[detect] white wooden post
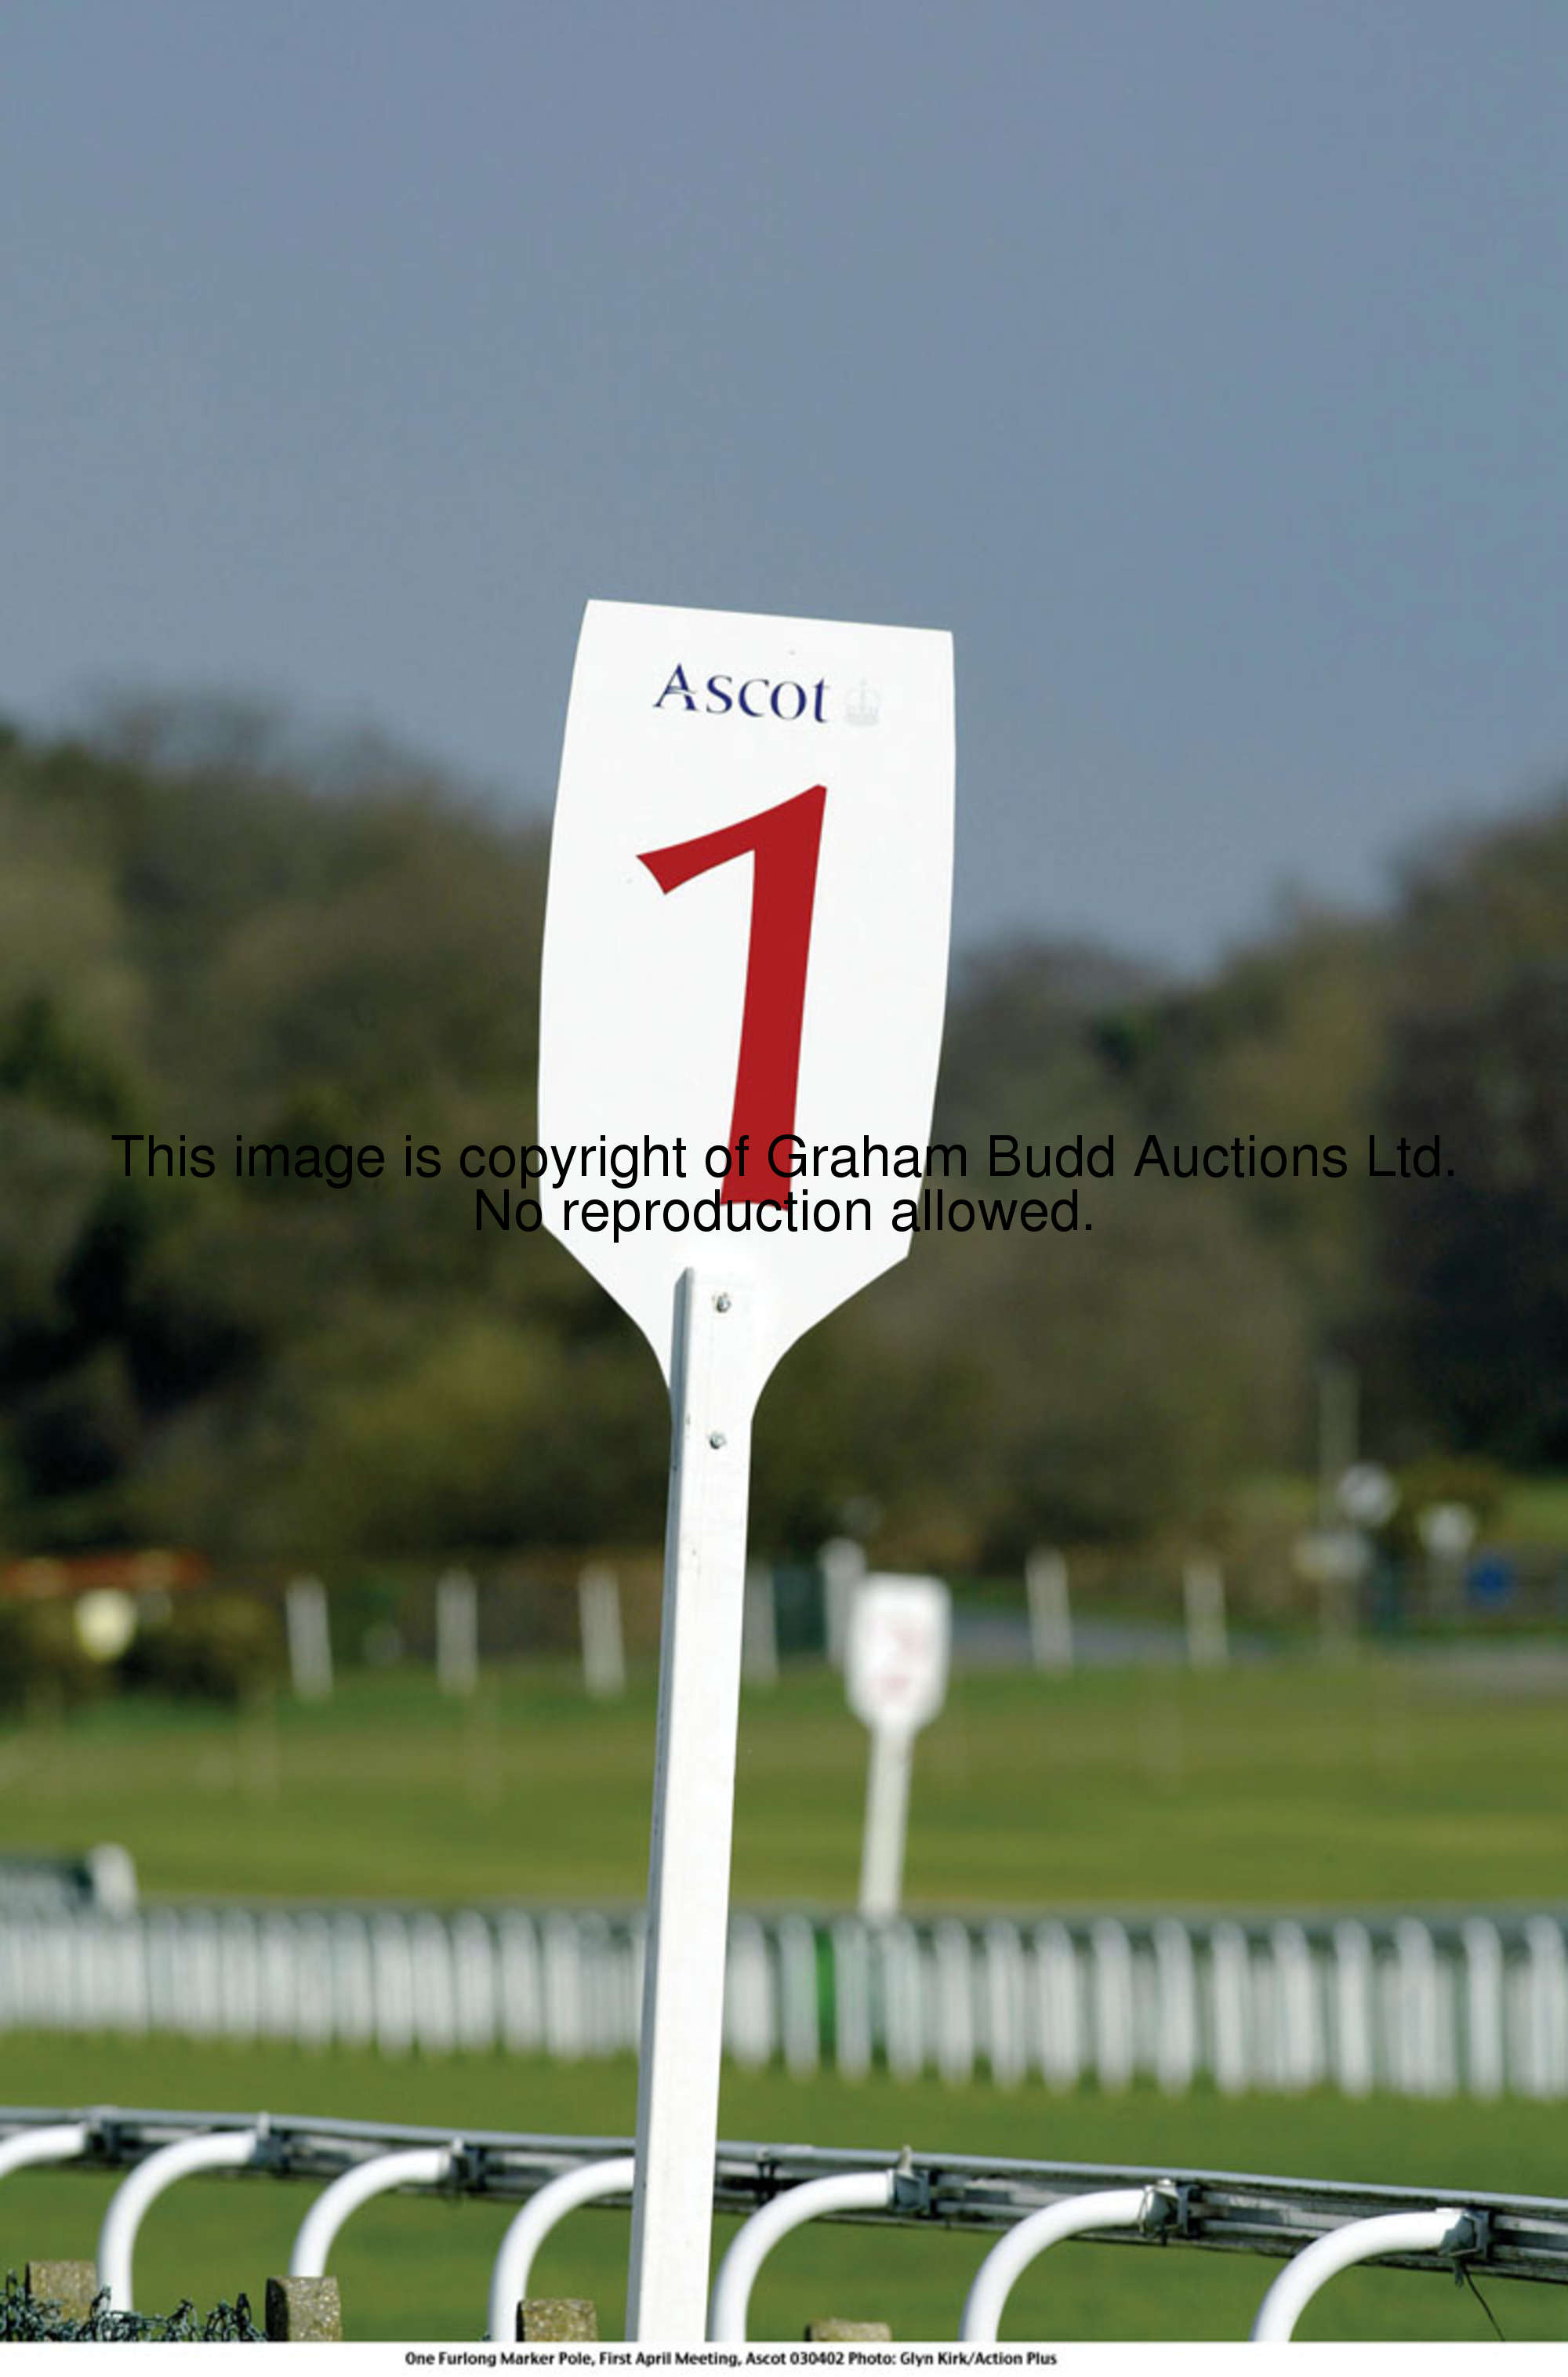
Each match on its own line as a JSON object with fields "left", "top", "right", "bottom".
{"left": 741, "top": 1559, "right": 779, "bottom": 1686}
{"left": 578, "top": 1562, "right": 627, "bottom": 1698}
{"left": 1417, "top": 1502, "right": 1477, "bottom": 1623}
{"left": 1025, "top": 1548, "right": 1073, "bottom": 1673}
{"left": 284, "top": 1577, "right": 332, "bottom": 1700}
{"left": 435, "top": 1569, "right": 479, "bottom": 1696}
{"left": 1291, "top": 1528, "right": 1367, "bottom": 1656}
{"left": 625, "top": 1271, "right": 754, "bottom": 2340}
{"left": 858, "top": 1726, "right": 915, "bottom": 1920}
{"left": 819, "top": 1537, "right": 866, "bottom": 1668}
{"left": 1182, "top": 1555, "right": 1229, "bottom": 1668}
{"left": 1316, "top": 1356, "right": 1360, "bottom": 1520}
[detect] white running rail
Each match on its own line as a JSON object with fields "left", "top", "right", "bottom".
{"left": 960, "top": 2186, "right": 1171, "bottom": 2341}
{"left": 710, "top": 2169, "right": 896, "bottom": 2341}
{"left": 487, "top": 2155, "right": 637, "bottom": 2343}
{"left": 1251, "top": 2206, "right": 1475, "bottom": 2341}
{"left": 0, "top": 2121, "right": 91, "bottom": 2181}
{"left": 96, "top": 2127, "right": 267, "bottom": 2311}
{"left": 290, "top": 2143, "right": 461, "bottom": 2277}
{"left": 0, "top": 2109, "right": 1561, "bottom": 2337}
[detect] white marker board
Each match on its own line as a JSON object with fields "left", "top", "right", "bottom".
{"left": 846, "top": 1574, "right": 951, "bottom": 1736}
{"left": 846, "top": 1574, "right": 951, "bottom": 1921}
{"left": 537, "top": 599, "right": 954, "bottom": 2338}
{"left": 539, "top": 598, "right": 954, "bottom": 1405}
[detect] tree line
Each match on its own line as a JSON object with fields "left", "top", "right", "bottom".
{"left": 2, "top": 703, "right": 1563, "bottom": 1571}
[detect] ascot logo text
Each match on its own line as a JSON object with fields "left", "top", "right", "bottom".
{"left": 654, "top": 663, "right": 829, "bottom": 722}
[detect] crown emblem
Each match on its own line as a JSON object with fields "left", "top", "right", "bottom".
{"left": 844, "top": 678, "right": 881, "bottom": 727}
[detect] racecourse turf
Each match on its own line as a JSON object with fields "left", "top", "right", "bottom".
{"left": 2, "top": 1657, "right": 1567, "bottom": 2340}
{"left": 1, "top": 2034, "right": 1565, "bottom": 2342}
{"left": 0, "top": 1654, "right": 1565, "bottom": 1907}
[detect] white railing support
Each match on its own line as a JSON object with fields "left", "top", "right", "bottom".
{"left": 96, "top": 2128, "right": 265, "bottom": 2310}
{"left": 960, "top": 2186, "right": 1169, "bottom": 2342}
{"left": 0, "top": 2121, "right": 92, "bottom": 2179}
{"left": 487, "top": 2156, "right": 636, "bottom": 2343}
{"left": 709, "top": 2168, "right": 896, "bottom": 2343}
{"left": 290, "top": 2144, "right": 459, "bottom": 2276}
{"left": 1250, "top": 2206, "right": 1474, "bottom": 2341}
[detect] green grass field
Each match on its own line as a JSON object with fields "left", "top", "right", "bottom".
{"left": 2, "top": 1656, "right": 1566, "bottom": 1907}
{"left": 2, "top": 2034, "right": 1565, "bottom": 2343}
{"left": 3, "top": 1657, "right": 1567, "bottom": 2340}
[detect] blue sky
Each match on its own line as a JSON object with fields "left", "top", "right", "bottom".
{"left": 3, "top": 2, "right": 1563, "bottom": 967}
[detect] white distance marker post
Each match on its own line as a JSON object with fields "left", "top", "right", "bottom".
{"left": 846, "top": 1575, "right": 951, "bottom": 1920}
{"left": 539, "top": 599, "right": 953, "bottom": 2341}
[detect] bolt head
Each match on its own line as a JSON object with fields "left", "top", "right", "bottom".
{"left": 714, "top": 1293, "right": 731, "bottom": 1312}
{"left": 709, "top": 1431, "right": 727, "bottom": 1450}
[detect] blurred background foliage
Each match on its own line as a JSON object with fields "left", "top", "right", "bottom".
{"left": 2, "top": 704, "right": 1565, "bottom": 1573}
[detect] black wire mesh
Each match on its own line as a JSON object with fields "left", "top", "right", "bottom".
{"left": 0, "top": 2270, "right": 265, "bottom": 2342}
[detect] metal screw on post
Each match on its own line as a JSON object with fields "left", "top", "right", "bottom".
{"left": 710, "top": 1432, "right": 727, "bottom": 1449}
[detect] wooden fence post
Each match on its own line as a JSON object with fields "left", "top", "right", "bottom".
{"left": 25, "top": 2262, "right": 98, "bottom": 2321}
{"left": 266, "top": 2275, "right": 343, "bottom": 2340}
{"left": 517, "top": 2297, "right": 599, "bottom": 2339}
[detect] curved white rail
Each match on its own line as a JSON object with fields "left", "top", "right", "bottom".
{"left": 290, "top": 2145, "right": 458, "bottom": 2277}
{"left": 1250, "top": 2206, "right": 1474, "bottom": 2341}
{"left": 960, "top": 2186, "right": 1161, "bottom": 2342}
{"left": 0, "top": 2122, "right": 91, "bottom": 2181}
{"left": 487, "top": 2155, "right": 637, "bottom": 2343}
{"left": 96, "top": 2128, "right": 264, "bottom": 2311}
{"left": 709, "top": 2168, "right": 896, "bottom": 2343}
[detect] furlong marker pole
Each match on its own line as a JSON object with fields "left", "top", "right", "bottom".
{"left": 626, "top": 1268, "right": 754, "bottom": 2340}
{"left": 540, "top": 598, "right": 954, "bottom": 2337}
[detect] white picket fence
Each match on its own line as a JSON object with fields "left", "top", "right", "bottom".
{"left": 2, "top": 1900, "right": 1566, "bottom": 2101}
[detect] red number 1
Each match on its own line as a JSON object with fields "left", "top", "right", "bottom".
{"left": 639, "top": 784, "right": 826, "bottom": 1204}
